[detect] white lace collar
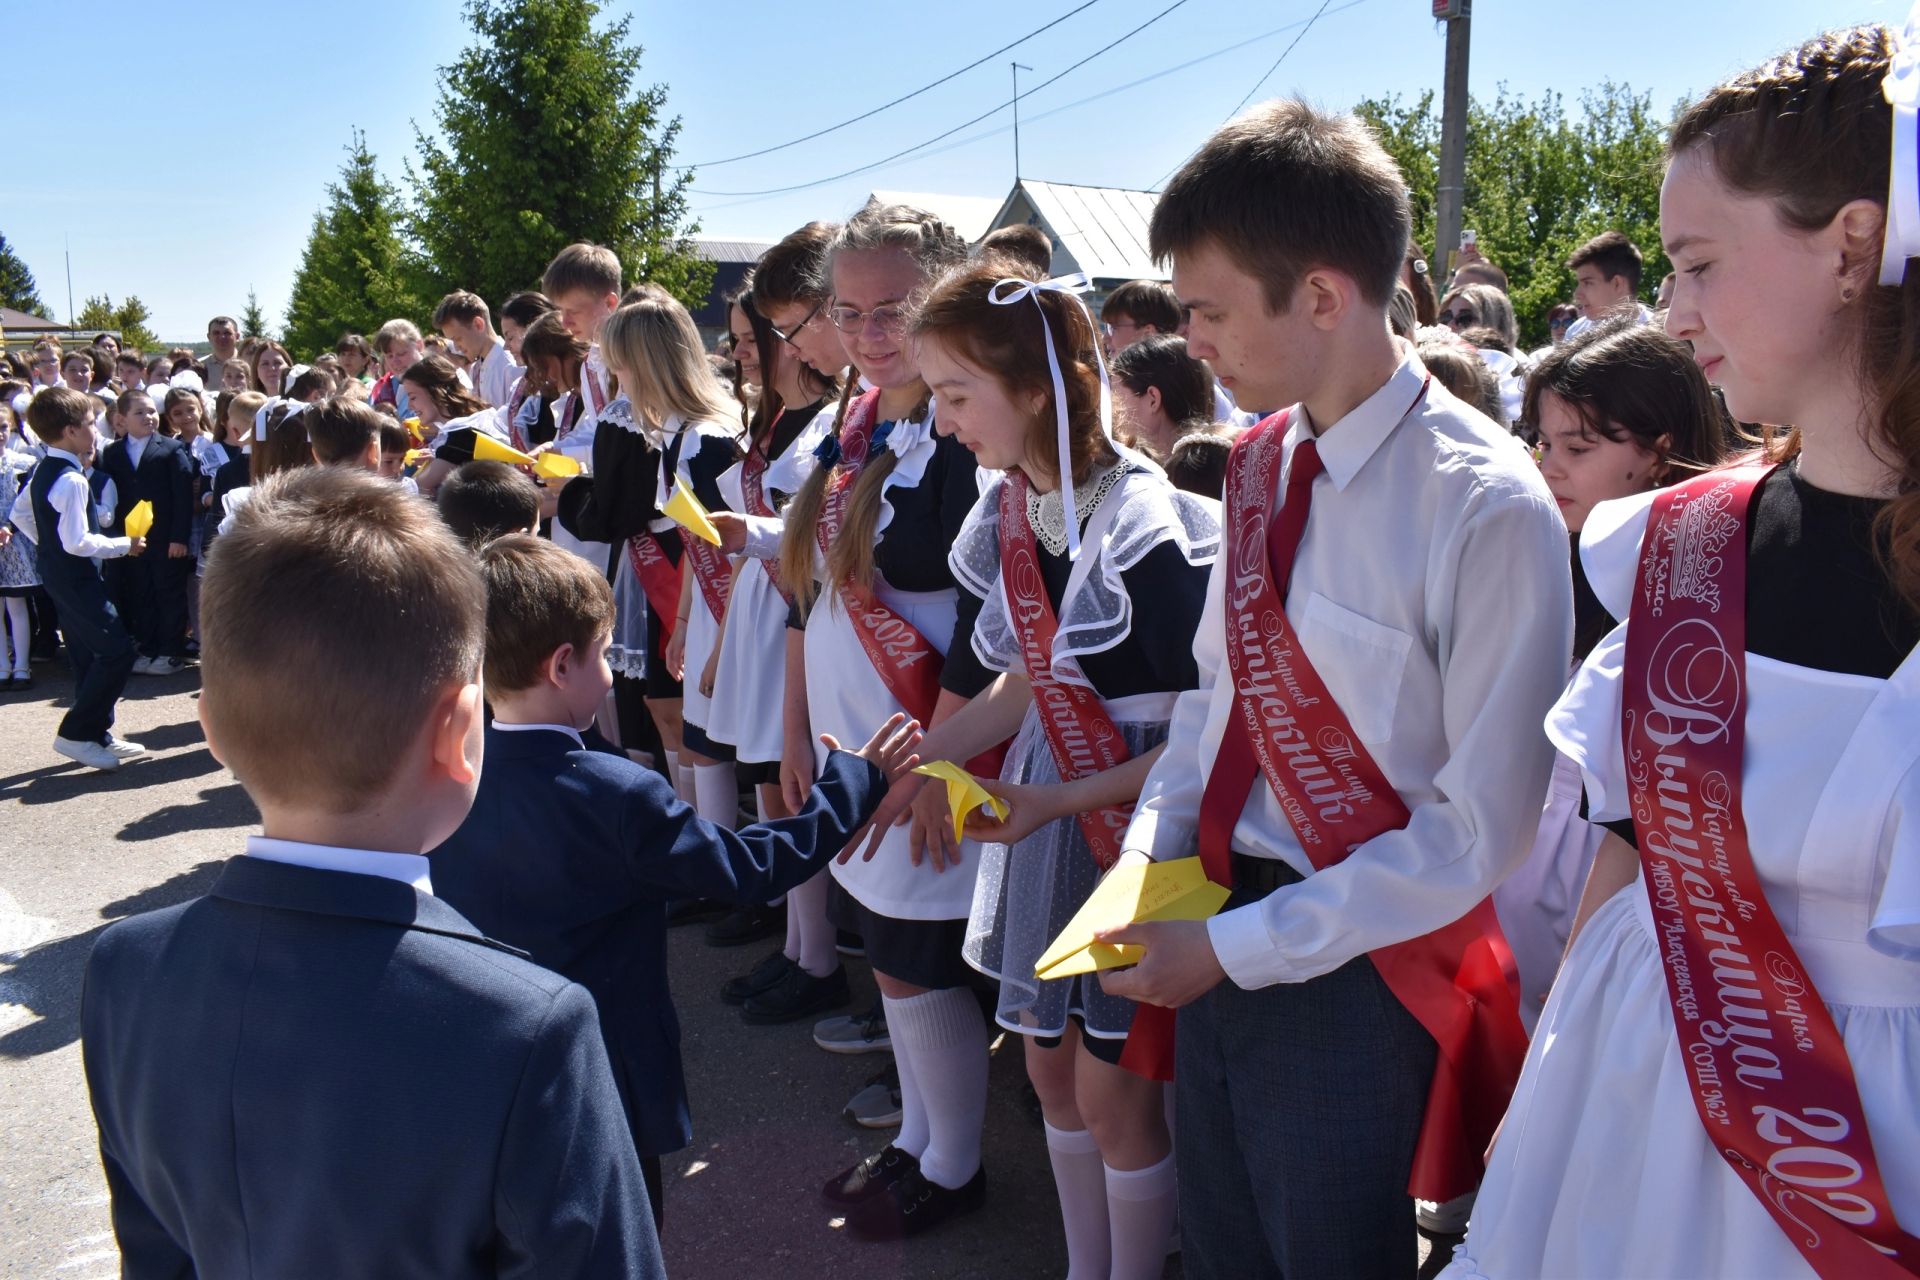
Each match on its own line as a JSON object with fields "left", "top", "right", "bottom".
{"left": 1025, "top": 459, "right": 1131, "bottom": 557}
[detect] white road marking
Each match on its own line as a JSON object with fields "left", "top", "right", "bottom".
{"left": 0, "top": 886, "right": 59, "bottom": 1033}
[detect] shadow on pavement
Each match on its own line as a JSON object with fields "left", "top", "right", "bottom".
{"left": 0, "top": 747, "right": 225, "bottom": 806}
{"left": 0, "top": 860, "right": 226, "bottom": 1060}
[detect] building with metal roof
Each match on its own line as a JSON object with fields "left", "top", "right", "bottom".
{"left": 984, "top": 180, "right": 1165, "bottom": 290}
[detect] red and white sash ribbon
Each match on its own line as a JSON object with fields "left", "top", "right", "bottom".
{"left": 999, "top": 472, "right": 1133, "bottom": 869}
{"left": 625, "top": 531, "right": 682, "bottom": 647}
{"left": 1625, "top": 464, "right": 1920, "bottom": 1276}
{"left": 742, "top": 441, "right": 794, "bottom": 606}
{"left": 683, "top": 525, "right": 731, "bottom": 627}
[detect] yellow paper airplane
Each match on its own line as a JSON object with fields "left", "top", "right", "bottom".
{"left": 534, "top": 451, "right": 584, "bottom": 480}
{"left": 472, "top": 434, "right": 536, "bottom": 466}
{"left": 912, "top": 760, "right": 1009, "bottom": 844}
{"left": 663, "top": 476, "right": 722, "bottom": 546}
{"left": 123, "top": 500, "right": 154, "bottom": 539}
{"left": 1033, "top": 857, "right": 1230, "bottom": 979}
{"left": 403, "top": 448, "right": 433, "bottom": 469}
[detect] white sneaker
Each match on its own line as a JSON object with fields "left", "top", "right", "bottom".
{"left": 53, "top": 736, "right": 121, "bottom": 771}
{"left": 104, "top": 736, "right": 147, "bottom": 759}
{"left": 130, "top": 655, "right": 164, "bottom": 676}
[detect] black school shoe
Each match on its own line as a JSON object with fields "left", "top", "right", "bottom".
{"left": 704, "top": 902, "right": 784, "bottom": 947}
{"left": 721, "top": 951, "right": 796, "bottom": 1005}
{"left": 843, "top": 1163, "right": 986, "bottom": 1240}
{"left": 822, "top": 1143, "right": 918, "bottom": 1206}
{"left": 741, "top": 963, "right": 850, "bottom": 1025}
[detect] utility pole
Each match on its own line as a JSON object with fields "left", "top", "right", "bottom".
{"left": 64, "top": 237, "right": 74, "bottom": 325}
{"left": 1433, "top": 0, "right": 1471, "bottom": 288}
{"left": 1012, "top": 62, "right": 1033, "bottom": 180}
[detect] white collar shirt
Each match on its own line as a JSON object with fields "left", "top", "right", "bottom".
{"left": 477, "top": 338, "right": 524, "bottom": 410}
{"left": 1124, "top": 349, "right": 1573, "bottom": 990}
{"left": 490, "top": 720, "right": 586, "bottom": 748}
{"left": 243, "top": 834, "right": 434, "bottom": 894}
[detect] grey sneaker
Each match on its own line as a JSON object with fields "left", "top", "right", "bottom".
{"left": 844, "top": 1062, "right": 902, "bottom": 1129}
{"left": 814, "top": 1000, "right": 890, "bottom": 1054}
{"left": 103, "top": 736, "right": 147, "bottom": 759}
{"left": 53, "top": 736, "right": 120, "bottom": 771}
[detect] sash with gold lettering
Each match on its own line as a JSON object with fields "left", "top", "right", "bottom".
{"left": 742, "top": 439, "right": 794, "bottom": 607}
{"left": 814, "top": 389, "right": 943, "bottom": 722}
{"left": 1156, "top": 409, "right": 1530, "bottom": 1199}
{"left": 998, "top": 472, "right": 1133, "bottom": 869}
{"left": 625, "top": 531, "right": 683, "bottom": 648}
{"left": 1624, "top": 464, "right": 1920, "bottom": 1277}
{"left": 682, "top": 515, "right": 732, "bottom": 626}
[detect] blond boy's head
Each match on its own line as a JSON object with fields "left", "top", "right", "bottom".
{"left": 200, "top": 468, "right": 485, "bottom": 829}
{"left": 542, "top": 243, "right": 623, "bottom": 343}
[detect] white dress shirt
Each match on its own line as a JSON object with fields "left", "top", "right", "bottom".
{"left": 126, "top": 433, "right": 149, "bottom": 469}
{"left": 243, "top": 834, "right": 434, "bottom": 894}
{"left": 1564, "top": 302, "right": 1653, "bottom": 341}
{"left": 476, "top": 338, "right": 524, "bottom": 409}
{"left": 21, "top": 448, "right": 133, "bottom": 560}
{"left": 490, "top": 719, "right": 586, "bottom": 748}
{"left": 1124, "top": 349, "right": 1572, "bottom": 990}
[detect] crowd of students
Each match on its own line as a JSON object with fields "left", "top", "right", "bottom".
{"left": 12, "top": 16, "right": 1919, "bottom": 1279}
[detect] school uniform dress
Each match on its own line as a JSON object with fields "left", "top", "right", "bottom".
{"left": 952, "top": 460, "right": 1217, "bottom": 1055}
{"left": 641, "top": 414, "right": 744, "bottom": 756}
{"left": 1125, "top": 355, "right": 1572, "bottom": 1278}
{"left": 28, "top": 448, "right": 139, "bottom": 746}
{"left": 556, "top": 395, "right": 656, "bottom": 684}
{"left": 428, "top": 725, "right": 887, "bottom": 1212}
{"left": 0, "top": 461, "right": 41, "bottom": 596}
{"left": 705, "top": 401, "right": 831, "bottom": 781}
{"left": 98, "top": 433, "right": 194, "bottom": 659}
{"left": 803, "top": 411, "right": 993, "bottom": 983}
{"left": 82, "top": 839, "right": 664, "bottom": 1278}
{"left": 1442, "top": 465, "right": 1920, "bottom": 1279}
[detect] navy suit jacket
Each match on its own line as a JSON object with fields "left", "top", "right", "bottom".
{"left": 98, "top": 434, "right": 193, "bottom": 546}
{"left": 429, "top": 729, "right": 886, "bottom": 1158}
{"left": 81, "top": 855, "right": 664, "bottom": 1280}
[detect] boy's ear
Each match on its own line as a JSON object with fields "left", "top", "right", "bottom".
{"left": 431, "top": 681, "right": 485, "bottom": 786}
{"left": 544, "top": 641, "right": 577, "bottom": 689}
{"left": 197, "top": 696, "right": 228, "bottom": 768}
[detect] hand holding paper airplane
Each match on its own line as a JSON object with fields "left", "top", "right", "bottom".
{"left": 1033, "top": 857, "right": 1229, "bottom": 980}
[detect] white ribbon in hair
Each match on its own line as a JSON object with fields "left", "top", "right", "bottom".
{"left": 1882, "top": 5, "right": 1920, "bottom": 285}
{"left": 985, "top": 271, "right": 1113, "bottom": 559}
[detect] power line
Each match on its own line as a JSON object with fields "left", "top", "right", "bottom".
{"left": 1148, "top": 0, "right": 1338, "bottom": 190}
{"left": 688, "top": 0, "right": 1373, "bottom": 215}
{"left": 685, "top": 0, "right": 1104, "bottom": 169}
{"left": 690, "top": 0, "right": 1194, "bottom": 199}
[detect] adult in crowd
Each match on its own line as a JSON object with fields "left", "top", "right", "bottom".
{"left": 1564, "top": 230, "right": 1653, "bottom": 338}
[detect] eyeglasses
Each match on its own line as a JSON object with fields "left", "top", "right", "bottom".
{"left": 1548, "top": 317, "right": 1573, "bottom": 331}
{"left": 769, "top": 299, "right": 823, "bottom": 346}
{"left": 1438, "top": 309, "right": 1477, "bottom": 328}
{"left": 827, "top": 302, "right": 909, "bottom": 336}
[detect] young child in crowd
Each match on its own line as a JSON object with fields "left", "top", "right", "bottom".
{"left": 20, "top": 388, "right": 146, "bottom": 770}
{"left": 304, "top": 397, "right": 385, "bottom": 471}
{"left": 0, "top": 421, "right": 39, "bottom": 690}
{"left": 97, "top": 390, "right": 195, "bottom": 677}
{"left": 81, "top": 467, "right": 667, "bottom": 1275}
{"left": 427, "top": 534, "right": 921, "bottom": 1231}
{"left": 437, "top": 459, "right": 540, "bottom": 546}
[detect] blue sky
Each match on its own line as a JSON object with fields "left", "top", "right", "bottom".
{"left": 2, "top": 0, "right": 1878, "bottom": 342}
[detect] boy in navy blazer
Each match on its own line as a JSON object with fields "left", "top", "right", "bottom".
{"left": 429, "top": 535, "right": 922, "bottom": 1229}
{"left": 80, "top": 468, "right": 666, "bottom": 1278}
{"left": 95, "top": 388, "right": 194, "bottom": 674}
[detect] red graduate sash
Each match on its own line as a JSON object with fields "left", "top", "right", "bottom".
{"left": 1624, "top": 464, "right": 1920, "bottom": 1277}
{"left": 815, "top": 390, "right": 944, "bottom": 723}
{"left": 682, "top": 515, "right": 731, "bottom": 626}
{"left": 742, "top": 438, "right": 794, "bottom": 607}
{"left": 999, "top": 472, "right": 1133, "bottom": 870}
{"left": 1132, "top": 409, "right": 1529, "bottom": 1196}
{"left": 625, "top": 530, "right": 682, "bottom": 648}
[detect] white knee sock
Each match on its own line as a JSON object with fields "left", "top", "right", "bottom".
{"left": 1045, "top": 1123, "right": 1111, "bottom": 1280}
{"left": 1105, "top": 1153, "right": 1179, "bottom": 1280}
{"left": 882, "top": 995, "right": 929, "bottom": 1161}
{"left": 692, "top": 761, "right": 738, "bottom": 829}
{"left": 2, "top": 597, "right": 27, "bottom": 675}
{"left": 885, "top": 987, "right": 986, "bottom": 1189}
{"left": 788, "top": 872, "right": 836, "bottom": 977}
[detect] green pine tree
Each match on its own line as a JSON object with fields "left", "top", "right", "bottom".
{"left": 284, "top": 132, "right": 428, "bottom": 359}
{"left": 0, "top": 233, "right": 48, "bottom": 318}
{"left": 73, "top": 294, "right": 158, "bottom": 353}
{"left": 241, "top": 288, "right": 270, "bottom": 340}
{"left": 407, "top": 0, "right": 711, "bottom": 310}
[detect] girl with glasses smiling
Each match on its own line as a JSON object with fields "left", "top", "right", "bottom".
{"left": 775, "top": 202, "right": 1000, "bottom": 1241}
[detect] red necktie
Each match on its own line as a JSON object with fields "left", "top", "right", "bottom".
{"left": 1195, "top": 435, "right": 1322, "bottom": 888}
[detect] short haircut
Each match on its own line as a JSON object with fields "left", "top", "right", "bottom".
{"left": 437, "top": 460, "right": 541, "bottom": 547}
{"left": 1101, "top": 279, "right": 1183, "bottom": 333}
{"left": 201, "top": 467, "right": 485, "bottom": 811}
{"left": 378, "top": 421, "right": 410, "bottom": 454}
{"left": 433, "top": 289, "right": 491, "bottom": 329}
{"left": 335, "top": 333, "right": 374, "bottom": 360}
{"left": 1567, "top": 230, "right": 1643, "bottom": 291}
{"left": 373, "top": 318, "right": 423, "bottom": 355}
{"left": 207, "top": 315, "right": 239, "bottom": 334}
{"left": 976, "top": 223, "right": 1054, "bottom": 276}
{"left": 475, "top": 534, "right": 614, "bottom": 700}
{"left": 305, "top": 396, "right": 385, "bottom": 465}
{"left": 500, "top": 291, "right": 556, "bottom": 329}
{"left": 227, "top": 390, "right": 268, "bottom": 428}
{"left": 1151, "top": 97, "right": 1410, "bottom": 310}
{"left": 27, "top": 386, "right": 95, "bottom": 440}
{"left": 542, "top": 242, "right": 622, "bottom": 300}
{"left": 1165, "top": 430, "right": 1233, "bottom": 498}
{"left": 1451, "top": 260, "right": 1510, "bottom": 292}
{"left": 114, "top": 352, "right": 143, "bottom": 370}
{"left": 287, "top": 367, "right": 334, "bottom": 401}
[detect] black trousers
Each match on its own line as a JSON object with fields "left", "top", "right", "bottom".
{"left": 46, "top": 571, "right": 135, "bottom": 744}
{"left": 120, "top": 550, "right": 193, "bottom": 657}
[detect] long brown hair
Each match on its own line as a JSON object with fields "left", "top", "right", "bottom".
{"left": 1670, "top": 23, "right": 1920, "bottom": 609}
{"left": 400, "top": 354, "right": 488, "bottom": 420}
{"left": 910, "top": 255, "right": 1114, "bottom": 488}
{"left": 776, "top": 203, "right": 967, "bottom": 608}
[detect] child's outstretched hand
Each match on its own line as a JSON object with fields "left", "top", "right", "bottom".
{"left": 126, "top": 536, "right": 147, "bottom": 557}
{"left": 820, "top": 712, "right": 922, "bottom": 786}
